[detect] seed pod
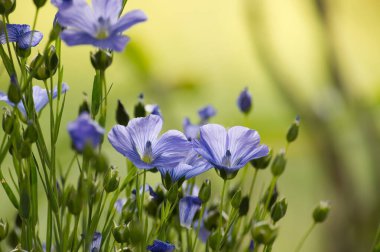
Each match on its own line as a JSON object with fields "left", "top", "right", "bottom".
{"left": 313, "top": 201, "right": 330, "bottom": 223}
{"left": 198, "top": 179, "right": 211, "bottom": 203}
{"left": 251, "top": 221, "right": 278, "bottom": 245}
{"left": 33, "top": 0, "right": 47, "bottom": 8}
{"left": 3, "top": 110, "right": 15, "bottom": 134}
{"left": 271, "top": 150, "right": 286, "bottom": 177}
{"left": 23, "top": 122, "right": 38, "bottom": 143}
{"left": 286, "top": 115, "right": 300, "bottom": 143}
{"left": 239, "top": 196, "right": 250, "bottom": 216}
{"left": 270, "top": 198, "right": 287, "bottom": 222}
{"left": 7, "top": 76, "right": 21, "bottom": 104}
{"left": 103, "top": 168, "right": 120, "bottom": 193}
{"left": 90, "top": 50, "right": 113, "bottom": 71}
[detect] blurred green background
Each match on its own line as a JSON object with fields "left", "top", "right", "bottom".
{"left": 1, "top": 0, "right": 380, "bottom": 251}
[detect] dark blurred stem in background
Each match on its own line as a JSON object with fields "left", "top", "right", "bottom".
{"left": 244, "top": 0, "right": 380, "bottom": 251}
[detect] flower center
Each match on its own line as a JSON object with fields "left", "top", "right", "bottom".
{"left": 96, "top": 17, "right": 110, "bottom": 39}
{"left": 222, "top": 150, "right": 232, "bottom": 167}
{"left": 142, "top": 141, "right": 153, "bottom": 163}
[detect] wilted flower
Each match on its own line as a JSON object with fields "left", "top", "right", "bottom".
{"left": 179, "top": 196, "right": 202, "bottom": 229}
{"left": 0, "top": 83, "right": 69, "bottom": 116}
{"left": 158, "top": 149, "right": 212, "bottom": 182}
{"left": 90, "top": 232, "right": 102, "bottom": 252}
{"left": 55, "top": 0, "right": 147, "bottom": 52}
{"left": 237, "top": 87, "right": 252, "bottom": 114}
{"left": 193, "top": 124, "right": 268, "bottom": 177}
{"left": 67, "top": 112, "right": 105, "bottom": 151}
{"left": 0, "top": 24, "right": 43, "bottom": 49}
{"left": 198, "top": 105, "right": 216, "bottom": 122}
{"left": 108, "top": 115, "right": 191, "bottom": 169}
{"left": 147, "top": 240, "right": 175, "bottom": 252}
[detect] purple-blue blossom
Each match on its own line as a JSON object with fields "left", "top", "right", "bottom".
{"left": 55, "top": 0, "right": 147, "bottom": 52}
{"left": 158, "top": 149, "right": 212, "bottom": 182}
{"left": 179, "top": 196, "right": 202, "bottom": 229}
{"left": 108, "top": 115, "right": 191, "bottom": 170}
{"left": 67, "top": 112, "right": 105, "bottom": 152}
{"left": 198, "top": 105, "right": 216, "bottom": 122}
{"left": 193, "top": 124, "right": 269, "bottom": 174}
{"left": 147, "top": 240, "right": 175, "bottom": 252}
{"left": 183, "top": 117, "right": 200, "bottom": 141}
{"left": 0, "top": 83, "right": 69, "bottom": 116}
{"left": 90, "top": 232, "right": 102, "bottom": 252}
{"left": 0, "top": 24, "right": 43, "bottom": 49}
{"left": 237, "top": 87, "right": 252, "bottom": 114}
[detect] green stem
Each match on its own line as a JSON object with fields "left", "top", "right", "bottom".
{"left": 193, "top": 202, "right": 207, "bottom": 250}
{"left": 248, "top": 169, "right": 259, "bottom": 199}
{"left": 294, "top": 222, "right": 316, "bottom": 252}
{"left": 218, "top": 180, "right": 227, "bottom": 242}
{"left": 262, "top": 176, "right": 277, "bottom": 219}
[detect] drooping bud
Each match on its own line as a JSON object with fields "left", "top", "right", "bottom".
{"left": 23, "top": 122, "right": 38, "bottom": 143}
{"left": 239, "top": 196, "right": 250, "bottom": 216}
{"left": 90, "top": 50, "right": 113, "bottom": 71}
{"left": 251, "top": 221, "right": 278, "bottom": 245}
{"left": 251, "top": 148, "right": 272, "bottom": 169}
{"left": 134, "top": 93, "right": 146, "bottom": 118}
{"left": 271, "top": 150, "right": 286, "bottom": 177}
{"left": 7, "top": 76, "right": 21, "bottom": 104}
{"left": 231, "top": 189, "right": 242, "bottom": 209}
{"left": 270, "top": 198, "right": 287, "bottom": 222}
{"left": 312, "top": 201, "right": 330, "bottom": 223}
{"left": 116, "top": 100, "right": 129, "bottom": 126}
{"left": 0, "top": 219, "right": 9, "bottom": 241}
{"left": 0, "top": 0, "right": 15, "bottom": 15}
{"left": 198, "top": 179, "right": 211, "bottom": 203}
{"left": 286, "top": 115, "right": 300, "bottom": 143}
{"left": 103, "top": 167, "right": 120, "bottom": 193}
{"left": 33, "top": 0, "right": 47, "bottom": 8}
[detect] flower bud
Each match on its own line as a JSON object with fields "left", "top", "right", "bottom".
{"left": 103, "top": 168, "right": 120, "bottom": 193}
{"left": 251, "top": 148, "right": 272, "bottom": 169}
{"left": 90, "top": 50, "right": 113, "bottom": 71}
{"left": 92, "top": 153, "right": 109, "bottom": 173}
{"left": 33, "top": 0, "right": 47, "bottom": 8}
{"left": 239, "top": 196, "right": 250, "bottom": 216}
{"left": 251, "top": 221, "right": 278, "bottom": 245}
{"left": 23, "top": 122, "right": 38, "bottom": 143}
{"left": 286, "top": 115, "right": 300, "bottom": 143}
{"left": 29, "top": 47, "right": 58, "bottom": 80}
{"left": 237, "top": 87, "right": 252, "bottom": 114}
{"left": 271, "top": 150, "right": 286, "bottom": 177}
{"left": 125, "top": 221, "right": 144, "bottom": 245}
{"left": 270, "top": 198, "right": 287, "bottom": 222}
{"left": 116, "top": 100, "right": 129, "bottom": 126}
{"left": 198, "top": 179, "right": 211, "bottom": 203}
{"left": 112, "top": 224, "right": 127, "bottom": 243}
{"left": 45, "top": 45, "right": 59, "bottom": 74}
{"left": 0, "top": 0, "right": 15, "bottom": 15}
{"left": 231, "top": 189, "right": 242, "bottom": 209}
{"left": 15, "top": 46, "right": 31, "bottom": 58}
{"left": 0, "top": 219, "right": 9, "bottom": 241}
{"left": 19, "top": 140, "right": 32, "bottom": 159}
{"left": 78, "top": 99, "right": 90, "bottom": 115}
{"left": 3, "top": 110, "right": 15, "bottom": 134}
{"left": 7, "top": 76, "right": 21, "bottom": 104}
{"left": 67, "top": 186, "right": 82, "bottom": 216}
{"left": 312, "top": 201, "right": 330, "bottom": 223}
{"left": 134, "top": 94, "right": 146, "bottom": 118}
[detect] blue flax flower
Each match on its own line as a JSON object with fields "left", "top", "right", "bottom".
{"left": 0, "top": 83, "right": 69, "bottom": 116}
{"left": 108, "top": 114, "right": 191, "bottom": 169}
{"left": 0, "top": 24, "right": 43, "bottom": 49}
{"left": 237, "top": 87, "right": 252, "bottom": 114}
{"left": 51, "top": 0, "right": 86, "bottom": 9}
{"left": 55, "top": 0, "right": 147, "bottom": 52}
{"left": 158, "top": 149, "right": 212, "bottom": 182}
{"left": 182, "top": 117, "right": 200, "bottom": 141}
{"left": 193, "top": 124, "right": 269, "bottom": 174}
{"left": 198, "top": 105, "right": 216, "bottom": 122}
{"left": 90, "top": 232, "right": 102, "bottom": 252}
{"left": 179, "top": 196, "right": 202, "bottom": 229}
{"left": 147, "top": 240, "right": 175, "bottom": 252}
{"left": 67, "top": 112, "right": 105, "bottom": 152}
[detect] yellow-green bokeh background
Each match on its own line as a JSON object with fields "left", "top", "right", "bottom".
{"left": 1, "top": 0, "right": 380, "bottom": 251}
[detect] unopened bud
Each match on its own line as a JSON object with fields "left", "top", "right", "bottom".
{"left": 0, "top": 0, "right": 15, "bottom": 15}
{"left": 104, "top": 168, "right": 120, "bottom": 193}
{"left": 208, "top": 231, "right": 222, "bottom": 251}
{"left": 116, "top": 100, "right": 129, "bottom": 126}
{"left": 92, "top": 153, "right": 109, "bottom": 173}
{"left": 167, "top": 183, "right": 178, "bottom": 204}
{"left": 0, "top": 219, "right": 8, "bottom": 241}
{"left": 286, "top": 115, "right": 300, "bottom": 143}
{"left": 271, "top": 150, "right": 286, "bottom": 177}
{"left": 231, "top": 189, "right": 242, "bottom": 209}
{"left": 239, "top": 196, "right": 250, "bottom": 216}
{"left": 113, "top": 224, "right": 127, "bottom": 243}
{"left": 19, "top": 141, "right": 32, "bottom": 158}
{"left": 134, "top": 94, "right": 146, "bottom": 118}
{"left": 79, "top": 99, "right": 90, "bottom": 115}
{"left": 198, "top": 179, "right": 211, "bottom": 203}
{"left": 251, "top": 148, "right": 272, "bottom": 169}
{"left": 312, "top": 201, "right": 330, "bottom": 223}
{"left": 3, "top": 110, "right": 15, "bottom": 134}
{"left": 29, "top": 47, "right": 58, "bottom": 80}
{"left": 8, "top": 76, "right": 21, "bottom": 104}
{"left": 23, "top": 122, "right": 38, "bottom": 143}
{"left": 33, "top": 0, "right": 47, "bottom": 8}
{"left": 67, "top": 186, "right": 82, "bottom": 216}
{"left": 251, "top": 221, "right": 278, "bottom": 245}
{"left": 90, "top": 50, "right": 113, "bottom": 71}
{"left": 270, "top": 198, "right": 287, "bottom": 222}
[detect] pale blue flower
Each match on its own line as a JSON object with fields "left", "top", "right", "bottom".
{"left": 108, "top": 115, "right": 191, "bottom": 170}
{"left": 0, "top": 24, "right": 43, "bottom": 49}
{"left": 55, "top": 0, "right": 147, "bottom": 51}
{"left": 179, "top": 196, "right": 202, "bottom": 229}
{"left": 0, "top": 83, "right": 69, "bottom": 116}
{"left": 193, "top": 124, "right": 269, "bottom": 173}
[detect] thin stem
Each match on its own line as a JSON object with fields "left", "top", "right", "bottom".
{"left": 193, "top": 202, "right": 207, "bottom": 250}
{"left": 248, "top": 169, "right": 259, "bottom": 199}
{"left": 218, "top": 180, "right": 227, "bottom": 236}
{"left": 370, "top": 222, "right": 380, "bottom": 251}
{"left": 294, "top": 222, "right": 316, "bottom": 252}
{"left": 262, "top": 176, "right": 277, "bottom": 219}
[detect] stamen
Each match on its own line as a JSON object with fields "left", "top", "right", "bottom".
{"left": 142, "top": 141, "right": 153, "bottom": 163}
